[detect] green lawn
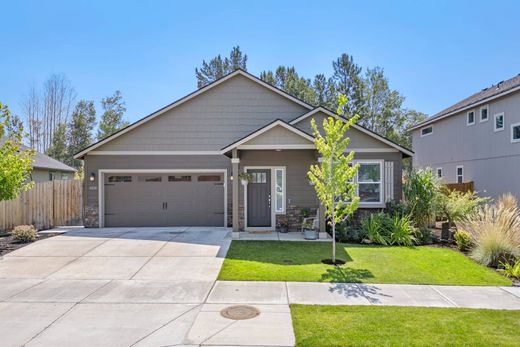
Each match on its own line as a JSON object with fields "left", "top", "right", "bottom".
{"left": 218, "top": 241, "right": 511, "bottom": 285}
{"left": 291, "top": 305, "right": 520, "bottom": 347}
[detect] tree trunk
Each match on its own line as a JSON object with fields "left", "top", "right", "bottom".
{"left": 332, "top": 221, "right": 336, "bottom": 263}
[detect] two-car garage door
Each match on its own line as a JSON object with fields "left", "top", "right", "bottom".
{"left": 103, "top": 172, "right": 225, "bottom": 227}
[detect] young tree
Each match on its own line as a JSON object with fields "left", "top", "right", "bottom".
{"left": 6, "top": 114, "right": 24, "bottom": 138}
{"left": 45, "top": 123, "right": 68, "bottom": 163}
{"left": 97, "top": 91, "right": 128, "bottom": 140}
{"left": 68, "top": 100, "right": 96, "bottom": 168}
{"left": 195, "top": 46, "right": 248, "bottom": 87}
{"left": 0, "top": 102, "right": 35, "bottom": 201}
{"left": 308, "top": 95, "right": 360, "bottom": 263}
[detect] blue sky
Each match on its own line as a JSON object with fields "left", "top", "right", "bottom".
{"left": 2, "top": 0, "right": 519, "bottom": 123}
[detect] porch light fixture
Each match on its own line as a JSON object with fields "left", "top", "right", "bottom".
{"left": 89, "top": 172, "right": 96, "bottom": 182}
{"left": 230, "top": 175, "right": 234, "bottom": 181}
{"left": 275, "top": 149, "right": 282, "bottom": 152}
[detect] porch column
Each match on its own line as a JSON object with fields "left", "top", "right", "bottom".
{"left": 232, "top": 149, "right": 240, "bottom": 232}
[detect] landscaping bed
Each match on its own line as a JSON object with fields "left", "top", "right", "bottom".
{"left": 218, "top": 241, "right": 511, "bottom": 285}
{"left": 0, "top": 232, "right": 58, "bottom": 256}
{"left": 291, "top": 305, "right": 520, "bottom": 347}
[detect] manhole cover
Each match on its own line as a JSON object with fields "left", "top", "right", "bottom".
{"left": 220, "top": 305, "right": 260, "bottom": 320}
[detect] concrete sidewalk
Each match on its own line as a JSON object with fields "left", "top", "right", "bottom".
{"left": 209, "top": 281, "right": 520, "bottom": 310}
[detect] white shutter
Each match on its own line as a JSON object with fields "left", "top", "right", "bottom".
{"left": 384, "top": 161, "right": 394, "bottom": 202}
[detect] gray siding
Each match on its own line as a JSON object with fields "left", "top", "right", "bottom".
{"left": 242, "top": 125, "right": 313, "bottom": 146}
{"left": 238, "top": 150, "right": 318, "bottom": 208}
{"left": 412, "top": 91, "right": 520, "bottom": 199}
{"left": 31, "top": 169, "right": 73, "bottom": 183}
{"left": 294, "top": 112, "right": 395, "bottom": 149}
{"left": 96, "top": 75, "right": 309, "bottom": 151}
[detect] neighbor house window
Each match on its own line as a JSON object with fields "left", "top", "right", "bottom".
{"left": 479, "top": 105, "right": 488, "bottom": 122}
{"left": 511, "top": 122, "right": 520, "bottom": 143}
{"left": 420, "top": 126, "right": 433, "bottom": 137}
{"left": 467, "top": 111, "right": 475, "bottom": 125}
{"left": 62, "top": 174, "right": 69, "bottom": 180}
{"left": 494, "top": 113, "right": 505, "bottom": 132}
{"left": 357, "top": 162, "right": 383, "bottom": 204}
{"left": 436, "top": 168, "right": 442, "bottom": 179}
{"left": 456, "top": 166, "right": 464, "bottom": 184}
{"left": 274, "top": 168, "right": 285, "bottom": 213}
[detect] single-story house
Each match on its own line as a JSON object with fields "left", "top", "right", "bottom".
{"left": 74, "top": 69, "right": 412, "bottom": 232}
{"left": 1, "top": 137, "right": 76, "bottom": 182}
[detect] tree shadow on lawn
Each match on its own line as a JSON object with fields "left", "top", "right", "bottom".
{"left": 319, "top": 266, "right": 374, "bottom": 283}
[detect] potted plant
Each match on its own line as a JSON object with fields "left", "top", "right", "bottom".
{"left": 238, "top": 172, "right": 253, "bottom": 186}
{"left": 277, "top": 218, "right": 289, "bottom": 233}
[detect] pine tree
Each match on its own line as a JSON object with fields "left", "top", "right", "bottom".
{"left": 332, "top": 53, "right": 364, "bottom": 115}
{"left": 195, "top": 46, "right": 248, "bottom": 87}
{"left": 97, "top": 91, "right": 128, "bottom": 140}
{"left": 68, "top": 100, "right": 96, "bottom": 168}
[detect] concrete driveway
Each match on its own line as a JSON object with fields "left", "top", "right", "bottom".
{"left": 0, "top": 227, "right": 295, "bottom": 347}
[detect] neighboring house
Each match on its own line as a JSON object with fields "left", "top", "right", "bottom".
{"left": 411, "top": 74, "right": 520, "bottom": 199}
{"left": 74, "top": 69, "right": 412, "bottom": 231}
{"left": 0, "top": 137, "right": 76, "bottom": 182}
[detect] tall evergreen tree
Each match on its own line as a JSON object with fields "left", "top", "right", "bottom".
{"left": 68, "top": 100, "right": 96, "bottom": 168}
{"left": 195, "top": 46, "right": 248, "bottom": 87}
{"left": 45, "top": 122, "right": 68, "bottom": 163}
{"left": 97, "top": 91, "right": 128, "bottom": 140}
{"left": 260, "top": 66, "right": 316, "bottom": 105}
{"left": 332, "top": 53, "right": 363, "bottom": 115}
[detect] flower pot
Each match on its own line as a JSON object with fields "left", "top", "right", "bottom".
{"left": 303, "top": 228, "right": 318, "bottom": 240}
{"left": 241, "top": 179, "right": 249, "bottom": 186}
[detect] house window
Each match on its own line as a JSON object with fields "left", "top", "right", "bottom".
{"left": 456, "top": 166, "right": 464, "bottom": 184}
{"left": 108, "top": 175, "right": 132, "bottom": 183}
{"left": 420, "top": 126, "right": 433, "bottom": 137}
{"left": 138, "top": 175, "right": 162, "bottom": 182}
{"left": 198, "top": 175, "right": 221, "bottom": 182}
{"left": 275, "top": 168, "right": 285, "bottom": 213}
{"left": 62, "top": 174, "right": 69, "bottom": 180}
{"left": 467, "top": 111, "right": 475, "bottom": 126}
{"left": 436, "top": 168, "right": 442, "bottom": 179}
{"left": 251, "top": 172, "right": 267, "bottom": 184}
{"left": 168, "top": 175, "right": 191, "bottom": 182}
{"left": 479, "top": 105, "right": 489, "bottom": 122}
{"left": 494, "top": 113, "right": 505, "bottom": 132}
{"left": 512, "top": 122, "right": 520, "bottom": 143}
{"left": 357, "top": 162, "right": 382, "bottom": 204}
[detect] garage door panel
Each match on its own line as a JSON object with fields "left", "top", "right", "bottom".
{"left": 104, "top": 172, "right": 224, "bottom": 227}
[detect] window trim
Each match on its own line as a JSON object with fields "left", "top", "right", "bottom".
{"left": 466, "top": 110, "right": 475, "bottom": 126}
{"left": 354, "top": 160, "right": 384, "bottom": 207}
{"left": 436, "top": 167, "right": 442, "bottom": 179}
{"left": 420, "top": 126, "right": 433, "bottom": 137}
{"left": 511, "top": 122, "right": 520, "bottom": 143}
{"left": 494, "top": 112, "right": 505, "bottom": 132}
{"left": 479, "top": 105, "right": 489, "bottom": 123}
{"left": 274, "top": 168, "right": 286, "bottom": 214}
{"left": 456, "top": 165, "right": 464, "bottom": 184}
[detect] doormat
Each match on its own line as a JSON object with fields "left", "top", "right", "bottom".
{"left": 248, "top": 230, "right": 272, "bottom": 234}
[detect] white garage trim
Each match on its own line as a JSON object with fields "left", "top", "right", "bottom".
{"left": 98, "top": 169, "right": 227, "bottom": 228}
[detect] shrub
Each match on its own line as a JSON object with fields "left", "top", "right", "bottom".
{"left": 336, "top": 223, "right": 366, "bottom": 243}
{"left": 403, "top": 169, "right": 440, "bottom": 228}
{"left": 10, "top": 225, "right": 37, "bottom": 243}
{"left": 436, "top": 189, "right": 488, "bottom": 226}
{"left": 385, "top": 200, "right": 410, "bottom": 218}
{"left": 361, "top": 213, "right": 391, "bottom": 245}
{"left": 458, "top": 195, "right": 520, "bottom": 267}
{"left": 500, "top": 260, "right": 520, "bottom": 279}
{"left": 387, "top": 215, "right": 417, "bottom": 246}
{"left": 454, "top": 230, "right": 472, "bottom": 251}
{"left": 416, "top": 227, "right": 435, "bottom": 245}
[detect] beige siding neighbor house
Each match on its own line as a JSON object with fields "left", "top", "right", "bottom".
{"left": 75, "top": 70, "right": 412, "bottom": 232}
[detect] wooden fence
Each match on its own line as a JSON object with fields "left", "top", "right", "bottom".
{"left": 0, "top": 180, "right": 82, "bottom": 231}
{"left": 445, "top": 181, "right": 474, "bottom": 193}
